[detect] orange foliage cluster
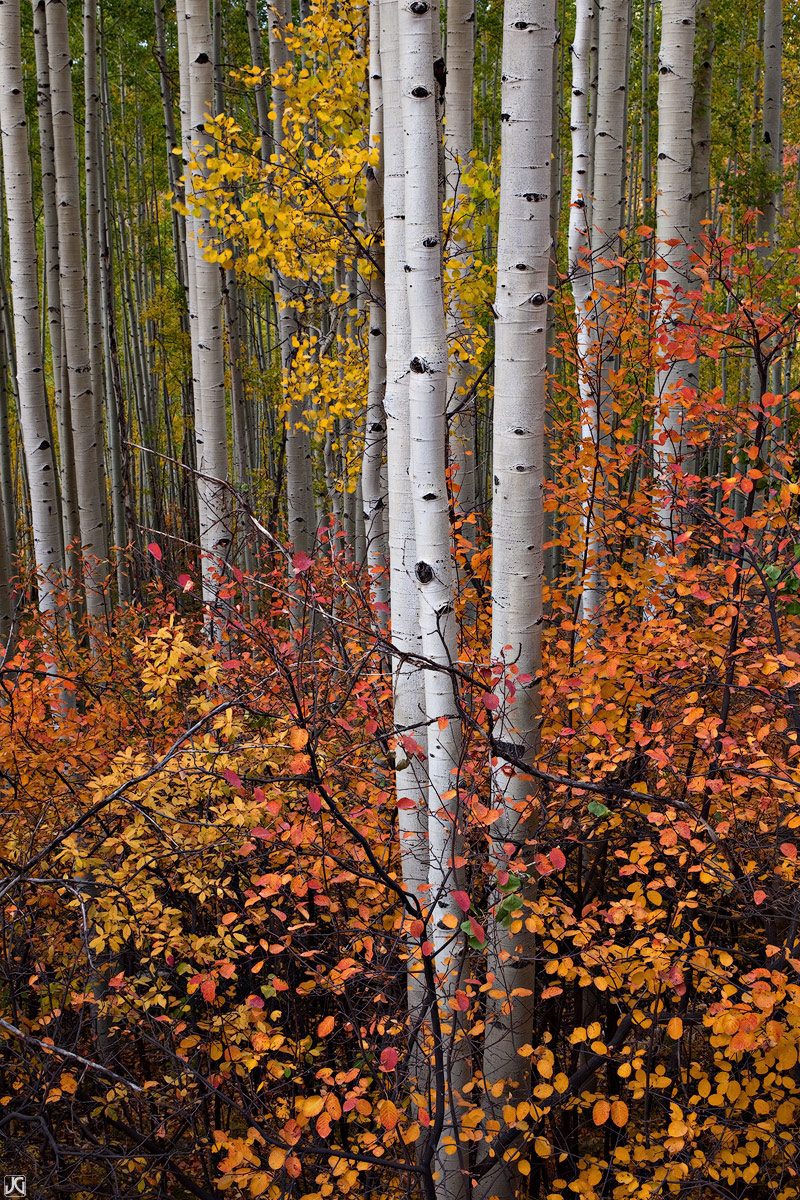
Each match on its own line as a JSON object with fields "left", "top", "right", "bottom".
{"left": 3, "top": 236, "right": 800, "bottom": 1200}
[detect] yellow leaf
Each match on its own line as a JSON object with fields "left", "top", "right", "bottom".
{"left": 534, "top": 1137, "right": 550, "bottom": 1157}
{"left": 667, "top": 1017, "right": 683, "bottom": 1040}
{"left": 517, "top": 1159, "right": 531, "bottom": 1175}
{"left": 268, "top": 1148, "right": 286, "bottom": 1170}
{"left": 288, "top": 726, "right": 309, "bottom": 750}
{"left": 60, "top": 1073, "right": 78, "bottom": 1095}
{"left": 379, "top": 1098, "right": 400, "bottom": 1130}
{"left": 249, "top": 1173, "right": 270, "bottom": 1196}
{"left": 610, "top": 1100, "right": 628, "bottom": 1127}
{"left": 593, "top": 1100, "right": 610, "bottom": 1126}
{"left": 518, "top": 1043, "right": 535, "bottom": 1057}
{"left": 302, "top": 1095, "right": 325, "bottom": 1117}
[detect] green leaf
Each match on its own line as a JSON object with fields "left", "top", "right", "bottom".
{"left": 588, "top": 800, "right": 611, "bottom": 818}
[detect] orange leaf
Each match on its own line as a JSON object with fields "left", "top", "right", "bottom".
{"left": 593, "top": 1100, "right": 610, "bottom": 1126}
{"left": 667, "top": 1017, "right": 683, "bottom": 1040}
{"left": 200, "top": 978, "right": 215, "bottom": 1002}
{"left": 610, "top": 1100, "right": 628, "bottom": 1127}
{"left": 289, "top": 726, "right": 309, "bottom": 750}
{"left": 379, "top": 1099, "right": 400, "bottom": 1130}
{"left": 318, "top": 1015, "right": 335, "bottom": 1037}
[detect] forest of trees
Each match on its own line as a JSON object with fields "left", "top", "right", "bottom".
{"left": 0, "top": 0, "right": 798, "bottom": 1196}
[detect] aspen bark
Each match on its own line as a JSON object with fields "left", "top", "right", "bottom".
{"left": 477, "top": 5, "right": 554, "bottom": 1198}
{"left": 445, "top": 0, "right": 477, "bottom": 533}
{"left": 758, "top": 0, "right": 782, "bottom": 243}
{"left": 178, "top": 0, "right": 231, "bottom": 608}
{"left": 399, "top": 0, "right": 467, "bottom": 1186}
{"left": 45, "top": 0, "right": 109, "bottom": 613}
{"left": 361, "top": 0, "right": 389, "bottom": 622}
{"left": 380, "top": 0, "right": 428, "bottom": 910}
{"left": 690, "top": 0, "right": 714, "bottom": 242}
{"left": 0, "top": 0, "right": 63, "bottom": 613}
{"left": 32, "top": 0, "right": 79, "bottom": 569}
{"left": 654, "top": 0, "right": 696, "bottom": 536}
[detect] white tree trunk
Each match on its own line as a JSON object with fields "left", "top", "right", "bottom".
{"left": 654, "top": 0, "right": 696, "bottom": 539}
{"left": 445, "top": 0, "right": 477, "bottom": 533}
{"left": 361, "top": 0, "right": 389, "bottom": 624}
{"left": 690, "top": 0, "right": 713, "bottom": 243}
{"left": 179, "top": 0, "right": 231, "bottom": 607}
{"left": 380, "top": 0, "right": 428, "bottom": 911}
{"left": 758, "top": 0, "right": 782, "bottom": 242}
{"left": 477, "top": 4, "right": 554, "bottom": 1198}
{"left": 399, "top": 0, "right": 468, "bottom": 1188}
{"left": 46, "top": 0, "right": 108, "bottom": 614}
{"left": 568, "top": 0, "right": 603, "bottom": 620}
{"left": 0, "top": 0, "right": 63, "bottom": 613}
{"left": 32, "top": 0, "right": 79, "bottom": 569}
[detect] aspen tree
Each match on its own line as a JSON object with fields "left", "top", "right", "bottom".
{"left": 266, "top": 0, "right": 315, "bottom": 555}
{"left": 567, "top": 0, "right": 600, "bottom": 617}
{"left": 32, "top": 0, "right": 79, "bottom": 569}
{"left": 361, "top": 0, "right": 389, "bottom": 621}
{"left": 178, "top": 0, "right": 231, "bottom": 608}
{"left": 379, "top": 0, "right": 428, "bottom": 912}
{"left": 580, "top": 0, "right": 628, "bottom": 620}
{"left": 758, "top": 0, "right": 782, "bottom": 244}
{"left": 399, "top": 0, "right": 468, "bottom": 1187}
{"left": 45, "top": 0, "right": 108, "bottom": 613}
{"left": 654, "top": 0, "right": 696, "bottom": 537}
{"left": 445, "top": 0, "right": 477, "bottom": 532}
{"left": 478, "top": 5, "right": 554, "bottom": 1198}
{"left": 0, "top": 0, "right": 63, "bottom": 613}
{"left": 690, "top": 0, "right": 714, "bottom": 243}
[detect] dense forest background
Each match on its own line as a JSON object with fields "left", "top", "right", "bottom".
{"left": 1, "top": 0, "right": 800, "bottom": 1198}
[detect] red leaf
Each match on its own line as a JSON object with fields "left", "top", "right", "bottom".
{"left": 468, "top": 916, "right": 486, "bottom": 944}
{"left": 549, "top": 847, "right": 566, "bottom": 871}
{"left": 452, "top": 890, "right": 471, "bottom": 913}
{"left": 222, "top": 768, "right": 243, "bottom": 791}
{"left": 754, "top": 890, "right": 767, "bottom": 905}
{"left": 308, "top": 791, "right": 323, "bottom": 814}
{"left": 781, "top": 842, "right": 797, "bottom": 860}
{"left": 178, "top": 573, "right": 194, "bottom": 592}
{"left": 396, "top": 797, "right": 416, "bottom": 810}
{"left": 380, "top": 1047, "right": 399, "bottom": 1071}
{"left": 246, "top": 994, "right": 265, "bottom": 1009}
{"left": 147, "top": 541, "right": 162, "bottom": 561}
{"left": 482, "top": 692, "right": 500, "bottom": 711}
{"left": 293, "top": 551, "right": 313, "bottom": 573}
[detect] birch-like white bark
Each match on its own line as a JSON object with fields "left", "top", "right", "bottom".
{"left": 478, "top": 5, "right": 554, "bottom": 1197}
{"left": 32, "top": 0, "right": 78, "bottom": 568}
{"left": 380, "top": 0, "right": 428, "bottom": 910}
{"left": 654, "top": 0, "right": 696, "bottom": 538}
{"left": 758, "top": 0, "right": 782, "bottom": 243}
{"left": 690, "top": 0, "right": 713, "bottom": 243}
{"left": 361, "top": 0, "right": 389, "bottom": 623}
{"left": 0, "top": 0, "right": 63, "bottom": 613}
{"left": 179, "top": 0, "right": 231, "bottom": 608}
{"left": 445, "top": 0, "right": 477, "bottom": 532}
{"left": 45, "top": 0, "right": 108, "bottom": 613}
{"left": 399, "top": 0, "right": 467, "bottom": 1185}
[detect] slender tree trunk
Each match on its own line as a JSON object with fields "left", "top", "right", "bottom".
{"left": 399, "top": 0, "right": 467, "bottom": 1190}
{"left": 758, "top": 0, "right": 782, "bottom": 243}
{"left": 0, "top": 0, "right": 63, "bottom": 614}
{"left": 654, "top": 0, "right": 696, "bottom": 539}
{"left": 380, "top": 0, "right": 428, "bottom": 908}
{"left": 361, "top": 0, "right": 389, "bottom": 623}
{"left": 178, "top": 0, "right": 231, "bottom": 609}
{"left": 477, "top": 5, "right": 555, "bottom": 1199}
{"left": 690, "top": 0, "right": 714, "bottom": 243}
{"left": 445, "top": 0, "right": 477, "bottom": 535}
{"left": 32, "top": 0, "right": 80, "bottom": 574}
{"left": 46, "top": 0, "right": 108, "bottom": 614}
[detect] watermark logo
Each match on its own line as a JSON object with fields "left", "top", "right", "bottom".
{"left": 3, "top": 1179, "right": 26, "bottom": 1197}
